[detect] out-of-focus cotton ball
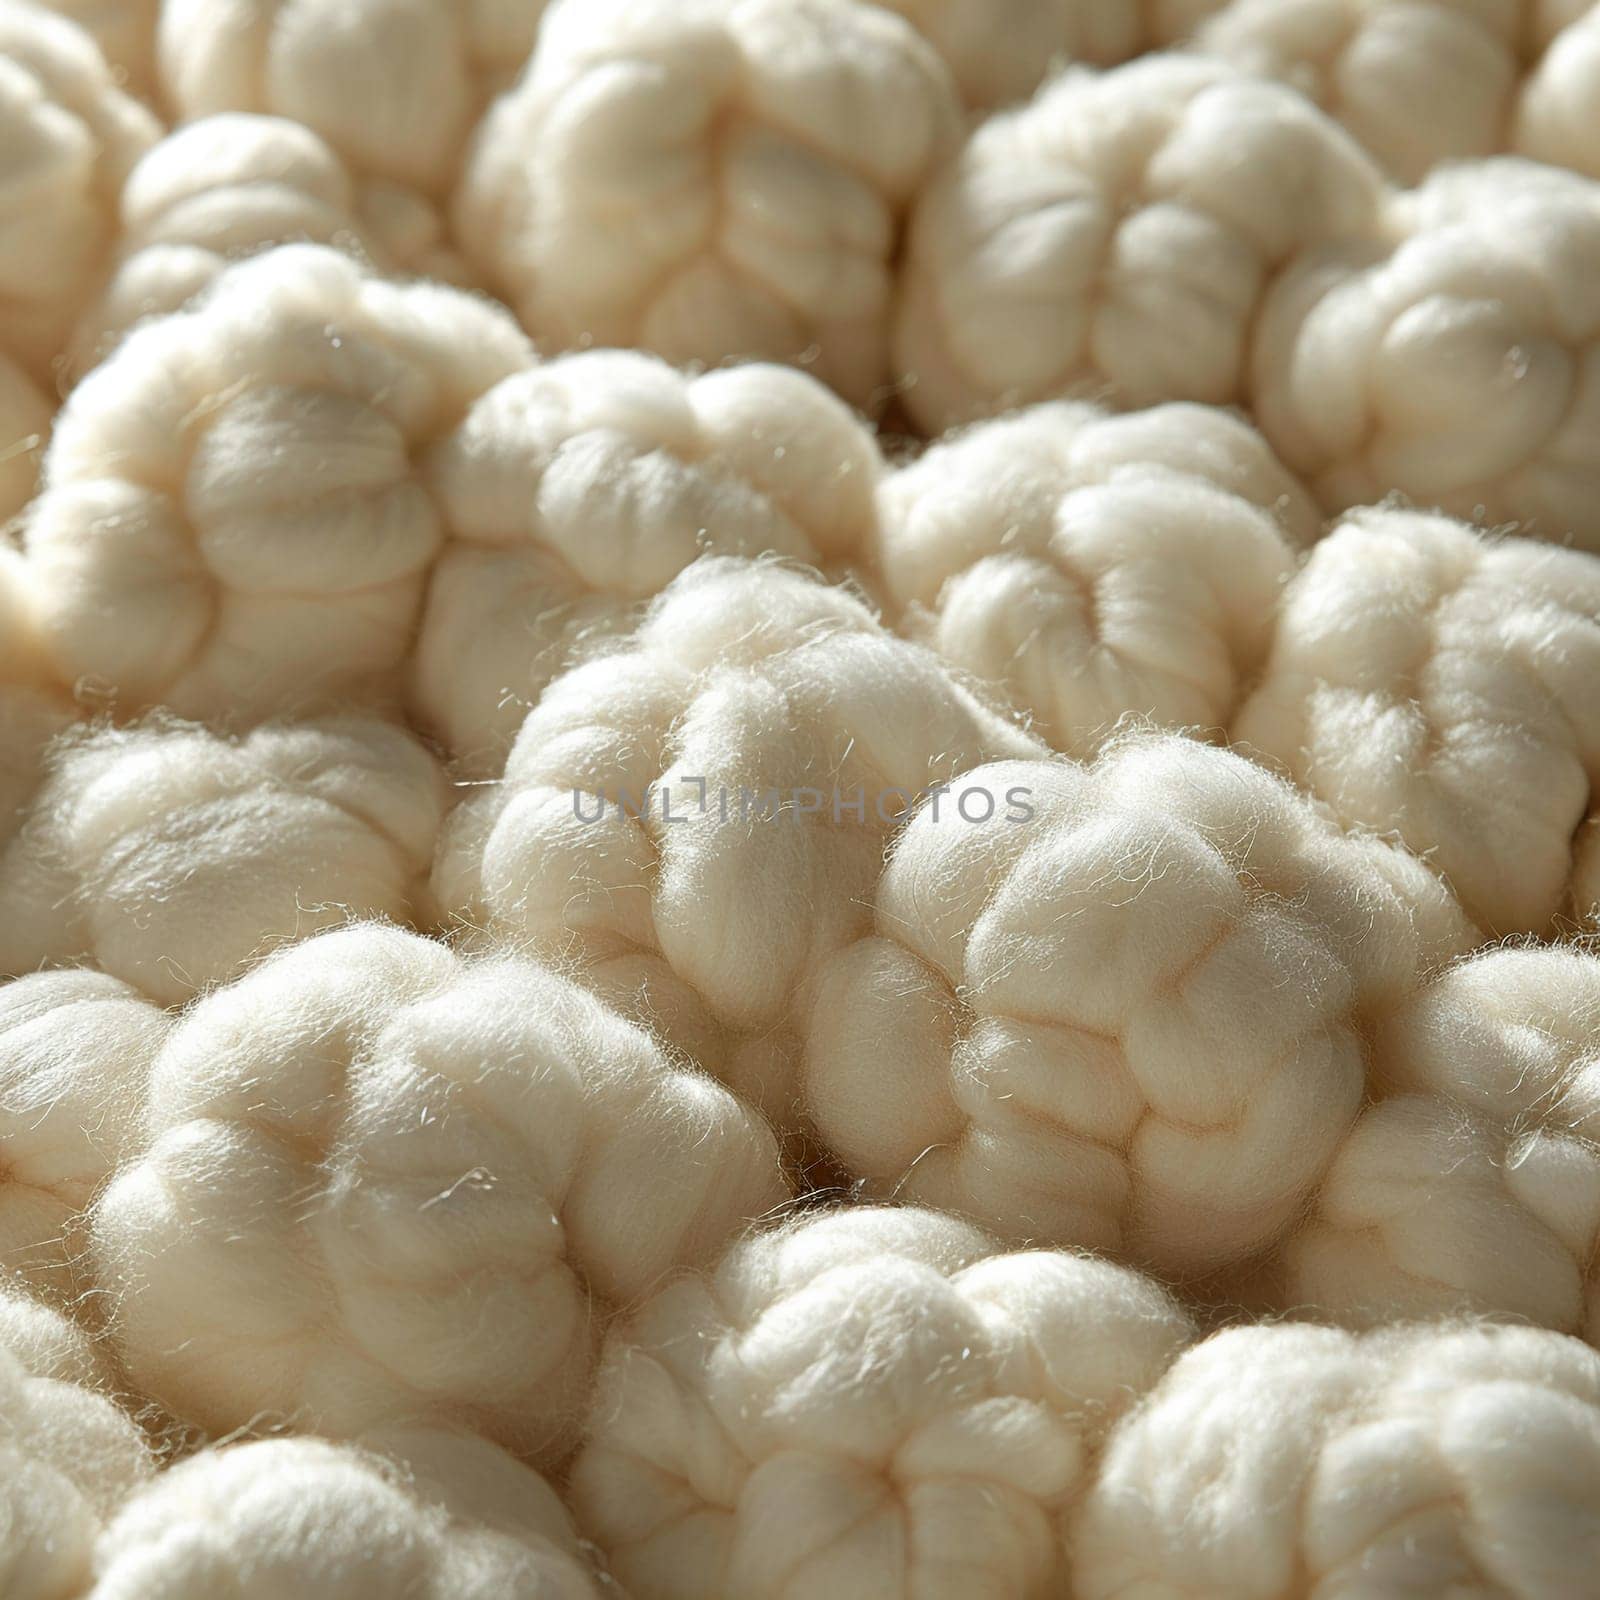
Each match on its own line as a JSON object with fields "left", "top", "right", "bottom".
{"left": 24, "top": 245, "right": 532, "bottom": 725}
{"left": 0, "top": 353, "right": 51, "bottom": 523}
{"left": 895, "top": 54, "right": 1389, "bottom": 434}
{"left": 802, "top": 735, "right": 1475, "bottom": 1282}
{"left": 0, "top": 716, "right": 448, "bottom": 1005}
{"left": 92, "top": 1429, "right": 603, "bottom": 1599}
{"left": 418, "top": 349, "right": 883, "bottom": 771}
{"left": 572, "top": 1205, "right": 1195, "bottom": 1600}
{"left": 36, "top": 0, "right": 159, "bottom": 101}
{"left": 92, "top": 924, "right": 786, "bottom": 1463}
{"left": 1517, "top": 7, "right": 1600, "bottom": 179}
{"left": 1235, "top": 507, "right": 1600, "bottom": 935}
{"left": 433, "top": 557, "right": 1043, "bottom": 1128}
{"left": 875, "top": 401, "right": 1311, "bottom": 753}
{"left": 0, "top": 2, "right": 158, "bottom": 385}
{"left": 457, "top": 0, "right": 962, "bottom": 410}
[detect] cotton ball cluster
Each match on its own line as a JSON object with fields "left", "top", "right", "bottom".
{"left": 875, "top": 401, "right": 1313, "bottom": 754}
{"left": 0, "top": 716, "right": 447, "bottom": 1005}
{"left": 1075, "top": 1319, "right": 1600, "bottom": 1598}
{"left": 458, "top": 0, "right": 962, "bottom": 410}
{"left": 24, "top": 244, "right": 532, "bottom": 725}
{"left": 93, "top": 1428, "right": 602, "bottom": 1599}
{"left": 1235, "top": 507, "right": 1600, "bottom": 935}
{"left": 92, "top": 924, "right": 785, "bottom": 1462}
{"left": 418, "top": 349, "right": 883, "bottom": 771}
{"left": 434, "top": 557, "right": 1043, "bottom": 1126}
{"left": 895, "top": 53, "right": 1389, "bottom": 434}
{"left": 0, "top": 353, "right": 52, "bottom": 523}
{"left": 803, "top": 735, "right": 1475, "bottom": 1281}
{"left": 572, "top": 1205, "right": 1195, "bottom": 1600}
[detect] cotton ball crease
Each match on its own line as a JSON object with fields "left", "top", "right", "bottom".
{"left": 1235, "top": 507, "right": 1600, "bottom": 935}
{"left": 0, "top": 353, "right": 51, "bottom": 523}
{"left": 91, "top": 924, "right": 786, "bottom": 1462}
{"left": 875, "top": 401, "right": 1312, "bottom": 754}
{"left": 458, "top": 0, "right": 962, "bottom": 410}
{"left": 802, "top": 735, "right": 1475, "bottom": 1282}
{"left": 0, "top": 716, "right": 447, "bottom": 1005}
{"left": 0, "top": 547, "right": 75, "bottom": 854}
{"left": 434, "top": 557, "right": 1043, "bottom": 1129}
{"left": 418, "top": 349, "right": 883, "bottom": 771}
{"left": 24, "top": 245, "right": 532, "bottom": 725}
{"left": 1075, "top": 1319, "right": 1600, "bottom": 1598}
{"left": 572, "top": 1205, "right": 1195, "bottom": 1600}
{"left": 895, "top": 53, "right": 1389, "bottom": 434}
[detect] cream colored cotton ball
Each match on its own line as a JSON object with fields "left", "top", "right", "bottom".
{"left": 417, "top": 349, "right": 883, "bottom": 771}
{"left": 0, "top": 2, "right": 158, "bottom": 386}
{"left": 1516, "top": 6, "right": 1600, "bottom": 179}
{"left": 895, "top": 53, "right": 1389, "bottom": 434}
{"left": 802, "top": 734, "right": 1475, "bottom": 1281}
{"left": 1234, "top": 507, "right": 1600, "bottom": 935}
{"left": 572, "top": 1205, "right": 1195, "bottom": 1600}
{"left": 24, "top": 244, "right": 532, "bottom": 724}
{"left": 92, "top": 923, "right": 786, "bottom": 1462}
{"left": 0, "top": 716, "right": 447, "bottom": 1005}
{"left": 433, "top": 556, "right": 1043, "bottom": 1127}
{"left": 0, "top": 352, "right": 51, "bottom": 523}
{"left": 875, "top": 400, "right": 1311, "bottom": 754}
{"left": 458, "top": 0, "right": 961, "bottom": 410}
{"left": 92, "top": 1429, "right": 602, "bottom": 1599}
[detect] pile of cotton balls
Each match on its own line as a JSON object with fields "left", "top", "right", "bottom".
{"left": 4, "top": 0, "right": 1600, "bottom": 1594}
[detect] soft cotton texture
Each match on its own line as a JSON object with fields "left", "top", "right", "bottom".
{"left": 457, "top": 0, "right": 962, "bottom": 409}
{"left": 572, "top": 1205, "right": 1195, "bottom": 1600}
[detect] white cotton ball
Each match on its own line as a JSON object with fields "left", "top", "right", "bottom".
{"left": 1253, "top": 157, "right": 1600, "bottom": 548}
{"left": 24, "top": 244, "right": 533, "bottom": 725}
{"left": 418, "top": 349, "right": 884, "bottom": 771}
{"left": 0, "top": 2, "right": 158, "bottom": 386}
{"left": 91, "top": 1429, "right": 602, "bottom": 1599}
{"left": 572, "top": 1205, "right": 1195, "bottom": 1600}
{"left": 1234, "top": 506, "right": 1600, "bottom": 935}
{"left": 457, "top": 0, "right": 962, "bottom": 410}
{"left": 35, "top": 0, "right": 158, "bottom": 101}
{"left": 874, "top": 400, "right": 1311, "bottom": 754}
{"left": 1516, "top": 7, "right": 1600, "bottom": 179}
{"left": 1075, "top": 1319, "right": 1600, "bottom": 1599}
{"left": 801, "top": 734, "right": 1475, "bottom": 1281}
{"left": 433, "top": 556, "right": 1043, "bottom": 1128}
{"left": 0, "top": 352, "right": 52, "bottom": 524}
{"left": 91, "top": 923, "right": 786, "bottom": 1462}
{"left": 0, "top": 715, "right": 448, "bottom": 1005}
{"left": 895, "top": 53, "right": 1389, "bottom": 434}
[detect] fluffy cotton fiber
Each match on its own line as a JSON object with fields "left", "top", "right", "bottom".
{"left": 895, "top": 53, "right": 1389, "bottom": 433}
{"left": 91, "top": 923, "right": 785, "bottom": 1462}
{"left": 1235, "top": 506, "right": 1600, "bottom": 935}
{"left": 0, "top": 715, "right": 447, "bottom": 1005}
{"left": 874, "top": 401, "right": 1313, "bottom": 754}
{"left": 803, "top": 734, "right": 1474, "bottom": 1281}
{"left": 417, "top": 349, "right": 883, "bottom": 771}
{"left": 571, "top": 1205, "right": 1195, "bottom": 1600}
{"left": 457, "top": 0, "right": 962, "bottom": 409}
{"left": 1075, "top": 1319, "right": 1600, "bottom": 1598}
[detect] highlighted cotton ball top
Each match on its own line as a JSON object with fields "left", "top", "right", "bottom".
{"left": 418, "top": 348, "right": 884, "bottom": 771}
{"left": 572, "top": 1205, "right": 1195, "bottom": 1600}
{"left": 457, "top": 0, "right": 962, "bottom": 409}
{"left": 895, "top": 53, "right": 1389, "bottom": 434}
{"left": 91, "top": 924, "right": 786, "bottom": 1463}
{"left": 802, "top": 735, "right": 1475, "bottom": 1281}
{"left": 1075, "top": 1319, "right": 1600, "bottom": 1599}
{"left": 875, "top": 401, "right": 1313, "bottom": 754}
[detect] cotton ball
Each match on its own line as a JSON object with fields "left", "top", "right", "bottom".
{"left": 802, "top": 734, "right": 1476, "bottom": 1281}
{"left": 0, "top": 716, "right": 448, "bottom": 1005}
{"left": 1075, "top": 1319, "right": 1600, "bottom": 1598}
{"left": 572, "top": 1205, "right": 1194, "bottom": 1600}
{"left": 458, "top": 0, "right": 961, "bottom": 411}
{"left": 92, "top": 1429, "right": 602, "bottom": 1599}
{"left": 24, "top": 244, "right": 533, "bottom": 725}
{"left": 434, "top": 556, "right": 1043, "bottom": 1129}
{"left": 0, "top": 2, "right": 158, "bottom": 386}
{"left": 895, "top": 54, "right": 1389, "bottom": 434}
{"left": 418, "top": 349, "right": 884, "bottom": 772}
{"left": 36, "top": 0, "right": 158, "bottom": 101}
{"left": 875, "top": 401, "right": 1311, "bottom": 754}
{"left": 92, "top": 924, "right": 786, "bottom": 1462}
{"left": 0, "top": 352, "right": 51, "bottom": 524}
{"left": 1516, "top": 7, "right": 1600, "bottom": 179}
